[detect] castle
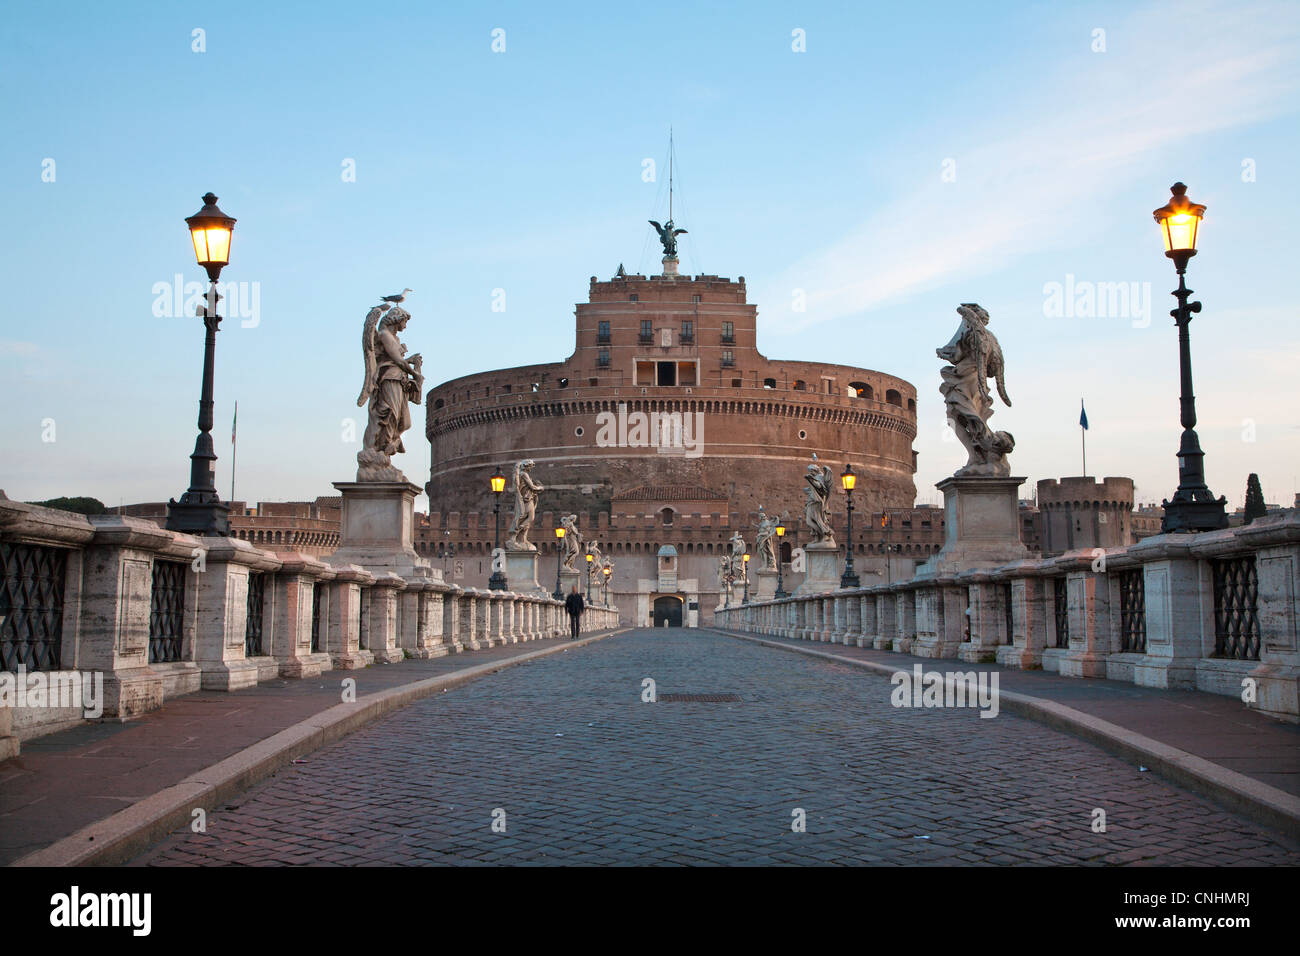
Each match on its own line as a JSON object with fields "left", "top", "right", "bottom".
{"left": 423, "top": 266, "right": 931, "bottom": 625}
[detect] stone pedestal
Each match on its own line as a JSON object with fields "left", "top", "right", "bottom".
{"left": 559, "top": 569, "right": 582, "bottom": 600}
{"left": 1131, "top": 539, "right": 1203, "bottom": 689}
{"left": 916, "top": 475, "right": 1028, "bottom": 578}
{"left": 330, "top": 480, "right": 429, "bottom": 578}
{"left": 194, "top": 538, "right": 281, "bottom": 690}
{"left": 662, "top": 255, "right": 679, "bottom": 276}
{"left": 996, "top": 567, "right": 1048, "bottom": 669}
{"left": 327, "top": 565, "right": 375, "bottom": 670}
{"left": 366, "top": 573, "right": 407, "bottom": 663}
{"left": 505, "top": 550, "right": 547, "bottom": 595}
{"left": 753, "top": 569, "right": 779, "bottom": 602}
{"left": 0, "top": 706, "right": 17, "bottom": 760}
{"left": 795, "top": 543, "right": 841, "bottom": 596}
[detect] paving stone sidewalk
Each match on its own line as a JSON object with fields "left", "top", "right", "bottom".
{"left": 0, "top": 634, "right": 612, "bottom": 865}
{"left": 133, "top": 628, "right": 1300, "bottom": 866}
{"left": 713, "top": 629, "right": 1300, "bottom": 797}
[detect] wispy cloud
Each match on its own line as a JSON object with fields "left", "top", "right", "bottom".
{"left": 758, "top": 0, "right": 1300, "bottom": 330}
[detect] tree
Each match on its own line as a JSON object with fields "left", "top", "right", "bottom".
{"left": 1243, "top": 474, "right": 1267, "bottom": 525}
{"left": 28, "top": 496, "right": 108, "bottom": 516}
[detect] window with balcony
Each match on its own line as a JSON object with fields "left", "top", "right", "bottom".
{"left": 721, "top": 321, "right": 734, "bottom": 343}
{"left": 639, "top": 319, "right": 653, "bottom": 343}
{"left": 681, "top": 319, "right": 694, "bottom": 342}
{"left": 597, "top": 349, "right": 610, "bottom": 367}
{"left": 597, "top": 320, "right": 610, "bottom": 343}
{"left": 721, "top": 350, "right": 734, "bottom": 367}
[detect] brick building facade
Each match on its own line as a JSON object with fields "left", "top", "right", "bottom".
{"left": 422, "top": 267, "right": 932, "bottom": 623}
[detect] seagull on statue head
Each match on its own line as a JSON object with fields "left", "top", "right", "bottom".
{"left": 380, "top": 288, "right": 412, "bottom": 307}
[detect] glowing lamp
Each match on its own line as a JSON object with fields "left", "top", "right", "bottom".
{"left": 185, "top": 192, "right": 236, "bottom": 282}
{"left": 840, "top": 463, "right": 857, "bottom": 492}
{"left": 1153, "top": 182, "right": 1205, "bottom": 265}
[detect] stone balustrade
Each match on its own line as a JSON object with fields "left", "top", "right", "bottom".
{"left": 0, "top": 499, "right": 619, "bottom": 755}
{"left": 715, "top": 512, "right": 1300, "bottom": 722}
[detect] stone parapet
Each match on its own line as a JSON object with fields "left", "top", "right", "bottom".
{"left": 714, "top": 512, "right": 1300, "bottom": 721}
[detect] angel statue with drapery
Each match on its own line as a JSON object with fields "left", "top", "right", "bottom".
{"left": 560, "top": 513, "right": 584, "bottom": 571}
{"left": 505, "top": 459, "right": 545, "bottom": 551}
{"left": 754, "top": 507, "right": 778, "bottom": 572}
{"left": 356, "top": 301, "right": 423, "bottom": 482}
{"left": 937, "top": 303, "right": 1015, "bottom": 477}
{"left": 804, "top": 457, "right": 835, "bottom": 547}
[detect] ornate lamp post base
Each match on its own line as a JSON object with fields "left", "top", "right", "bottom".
{"left": 166, "top": 495, "right": 230, "bottom": 536}
{"left": 1161, "top": 497, "right": 1228, "bottom": 532}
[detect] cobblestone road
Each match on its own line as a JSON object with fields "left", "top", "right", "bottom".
{"left": 135, "top": 629, "right": 1300, "bottom": 865}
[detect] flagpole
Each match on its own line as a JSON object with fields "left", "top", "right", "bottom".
{"left": 1080, "top": 398, "right": 1087, "bottom": 477}
{"left": 231, "top": 400, "right": 237, "bottom": 504}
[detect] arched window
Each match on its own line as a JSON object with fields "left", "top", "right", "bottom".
{"left": 907, "top": 398, "right": 915, "bottom": 411}
{"left": 434, "top": 399, "right": 445, "bottom": 410}
{"left": 848, "top": 381, "right": 872, "bottom": 399}
{"left": 793, "top": 379, "right": 806, "bottom": 391}
{"left": 763, "top": 378, "right": 776, "bottom": 389}
{"left": 660, "top": 507, "right": 674, "bottom": 526}
{"left": 886, "top": 388, "right": 902, "bottom": 406}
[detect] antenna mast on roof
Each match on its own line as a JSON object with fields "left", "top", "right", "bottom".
{"left": 669, "top": 126, "right": 674, "bottom": 222}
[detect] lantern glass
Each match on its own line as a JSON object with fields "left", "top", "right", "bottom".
{"left": 1161, "top": 213, "right": 1199, "bottom": 254}
{"left": 189, "top": 226, "right": 232, "bottom": 266}
{"left": 185, "top": 193, "right": 236, "bottom": 269}
{"left": 841, "top": 466, "right": 857, "bottom": 492}
{"left": 1153, "top": 183, "right": 1205, "bottom": 257}
{"left": 555, "top": 527, "right": 565, "bottom": 539}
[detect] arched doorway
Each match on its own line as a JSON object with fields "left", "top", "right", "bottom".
{"left": 652, "top": 595, "right": 683, "bottom": 628}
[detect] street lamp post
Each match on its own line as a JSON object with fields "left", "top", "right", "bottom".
{"left": 438, "top": 530, "right": 455, "bottom": 576}
{"left": 553, "top": 526, "right": 566, "bottom": 600}
{"left": 602, "top": 566, "right": 611, "bottom": 605}
{"left": 585, "top": 549, "right": 594, "bottom": 604}
{"left": 1152, "top": 183, "right": 1227, "bottom": 532}
{"left": 774, "top": 521, "right": 789, "bottom": 599}
{"left": 882, "top": 513, "right": 894, "bottom": 586}
{"left": 840, "top": 464, "right": 860, "bottom": 588}
{"left": 742, "top": 553, "right": 751, "bottom": 603}
{"left": 488, "top": 467, "right": 507, "bottom": 590}
{"left": 167, "top": 193, "right": 236, "bottom": 536}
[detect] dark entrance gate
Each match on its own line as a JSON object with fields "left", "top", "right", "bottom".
{"left": 652, "top": 596, "right": 683, "bottom": 628}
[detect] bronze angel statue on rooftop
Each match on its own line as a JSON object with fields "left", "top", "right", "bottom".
{"left": 649, "top": 218, "right": 687, "bottom": 257}
{"left": 356, "top": 301, "right": 423, "bottom": 482}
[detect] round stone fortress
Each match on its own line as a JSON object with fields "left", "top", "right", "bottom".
{"left": 425, "top": 269, "right": 919, "bottom": 521}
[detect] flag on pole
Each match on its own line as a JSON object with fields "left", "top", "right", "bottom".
{"left": 1079, "top": 400, "right": 1089, "bottom": 430}
{"left": 232, "top": 401, "right": 237, "bottom": 444}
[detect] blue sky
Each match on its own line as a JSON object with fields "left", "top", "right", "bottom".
{"left": 2, "top": 0, "right": 1297, "bottom": 512}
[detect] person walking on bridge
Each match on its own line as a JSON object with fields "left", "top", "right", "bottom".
{"left": 564, "top": 585, "right": 585, "bottom": 640}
